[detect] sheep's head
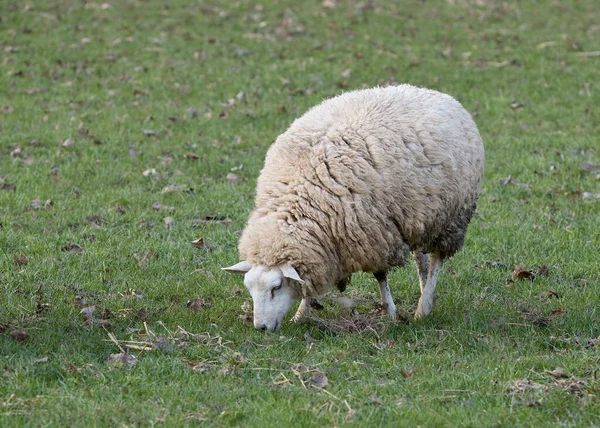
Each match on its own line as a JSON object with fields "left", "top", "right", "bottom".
{"left": 223, "top": 261, "right": 304, "bottom": 332}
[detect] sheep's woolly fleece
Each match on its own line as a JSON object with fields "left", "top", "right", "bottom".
{"left": 238, "top": 85, "right": 484, "bottom": 297}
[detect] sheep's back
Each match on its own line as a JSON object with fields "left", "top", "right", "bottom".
{"left": 253, "top": 85, "right": 484, "bottom": 274}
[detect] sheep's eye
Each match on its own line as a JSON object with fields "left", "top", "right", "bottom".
{"left": 270, "top": 284, "right": 282, "bottom": 299}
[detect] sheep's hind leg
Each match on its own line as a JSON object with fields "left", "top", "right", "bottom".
{"left": 291, "top": 298, "right": 313, "bottom": 322}
{"left": 415, "top": 251, "right": 443, "bottom": 319}
{"left": 413, "top": 251, "right": 429, "bottom": 294}
{"left": 374, "top": 271, "right": 396, "bottom": 320}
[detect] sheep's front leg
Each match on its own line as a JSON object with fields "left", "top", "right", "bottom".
{"left": 415, "top": 251, "right": 443, "bottom": 319}
{"left": 374, "top": 271, "right": 396, "bottom": 320}
{"left": 413, "top": 251, "right": 429, "bottom": 294}
{"left": 291, "top": 298, "right": 313, "bottom": 322}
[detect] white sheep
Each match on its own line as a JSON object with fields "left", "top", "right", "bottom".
{"left": 224, "top": 85, "right": 484, "bottom": 332}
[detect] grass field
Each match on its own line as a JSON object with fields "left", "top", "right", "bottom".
{"left": 1, "top": 0, "right": 600, "bottom": 426}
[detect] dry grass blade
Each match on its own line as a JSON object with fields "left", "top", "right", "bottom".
{"left": 307, "top": 311, "right": 386, "bottom": 334}
{"left": 106, "top": 352, "right": 137, "bottom": 368}
{"left": 107, "top": 331, "right": 125, "bottom": 353}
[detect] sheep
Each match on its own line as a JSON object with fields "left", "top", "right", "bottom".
{"left": 224, "top": 85, "right": 484, "bottom": 332}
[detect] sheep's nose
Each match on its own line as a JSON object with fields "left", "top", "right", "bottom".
{"left": 257, "top": 324, "right": 268, "bottom": 331}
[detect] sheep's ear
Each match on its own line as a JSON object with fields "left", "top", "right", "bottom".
{"left": 280, "top": 264, "right": 305, "bottom": 284}
{"left": 222, "top": 261, "right": 253, "bottom": 274}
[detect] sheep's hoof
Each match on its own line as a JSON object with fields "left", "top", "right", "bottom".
{"left": 414, "top": 301, "right": 432, "bottom": 319}
{"left": 385, "top": 307, "right": 397, "bottom": 321}
{"left": 415, "top": 299, "right": 433, "bottom": 320}
{"left": 378, "top": 302, "right": 396, "bottom": 321}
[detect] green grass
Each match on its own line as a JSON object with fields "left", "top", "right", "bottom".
{"left": 1, "top": 0, "right": 600, "bottom": 425}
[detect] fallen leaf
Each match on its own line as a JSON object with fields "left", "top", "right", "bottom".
{"left": 401, "top": 368, "right": 416, "bottom": 378}
{"left": 25, "top": 86, "right": 47, "bottom": 95}
{"left": 546, "top": 290, "right": 560, "bottom": 299}
{"left": 184, "top": 152, "right": 200, "bottom": 160}
{"left": 152, "top": 202, "right": 176, "bottom": 212}
{"left": 369, "top": 393, "right": 383, "bottom": 406}
{"left": 191, "top": 238, "right": 205, "bottom": 249}
{"left": 547, "top": 367, "right": 569, "bottom": 379}
{"left": 123, "top": 289, "right": 143, "bottom": 301}
{"left": 240, "top": 301, "right": 253, "bottom": 324}
{"left": 11, "top": 147, "right": 22, "bottom": 157}
{"left": 2, "top": 182, "right": 17, "bottom": 192}
{"left": 190, "top": 216, "right": 231, "bottom": 226}
{"left": 61, "top": 138, "right": 74, "bottom": 147}
{"left": 161, "top": 184, "right": 191, "bottom": 194}
{"left": 484, "top": 260, "right": 506, "bottom": 269}
{"left": 511, "top": 379, "right": 543, "bottom": 392}
{"left": 142, "top": 168, "right": 158, "bottom": 177}
{"left": 581, "top": 161, "right": 599, "bottom": 173}
{"left": 86, "top": 215, "right": 108, "bottom": 226}
{"left": 74, "top": 296, "right": 88, "bottom": 308}
{"left": 557, "top": 378, "right": 587, "bottom": 395}
{"left": 217, "top": 365, "right": 232, "bottom": 377}
{"left": 232, "top": 352, "right": 244, "bottom": 364}
{"left": 137, "top": 251, "right": 157, "bottom": 268}
{"left": 10, "top": 329, "right": 29, "bottom": 342}
{"left": 510, "top": 102, "right": 524, "bottom": 109}
{"left": 13, "top": 254, "right": 28, "bottom": 266}
{"left": 137, "top": 308, "right": 149, "bottom": 321}
{"left": 35, "top": 357, "right": 49, "bottom": 364}
{"left": 159, "top": 155, "right": 173, "bottom": 166}
{"left": 308, "top": 372, "right": 328, "bottom": 388}
{"left": 142, "top": 129, "right": 156, "bottom": 136}
{"left": 550, "top": 308, "right": 565, "bottom": 317}
{"left": 154, "top": 335, "right": 170, "bottom": 351}
{"left": 519, "top": 307, "right": 550, "bottom": 327}
{"left": 62, "top": 242, "right": 83, "bottom": 253}
{"left": 226, "top": 173, "right": 238, "bottom": 183}
{"left": 164, "top": 216, "right": 175, "bottom": 228}
{"left": 80, "top": 306, "right": 96, "bottom": 324}
{"left": 106, "top": 352, "right": 137, "bottom": 368}
{"left": 187, "top": 298, "right": 206, "bottom": 311}
{"left": 340, "top": 68, "right": 352, "bottom": 78}
{"left": 35, "top": 302, "right": 50, "bottom": 316}
{"left": 586, "top": 336, "right": 600, "bottom": 348}
{"left": 64, "top": 363, "right": 80, "bottom": 373}
{"left": 499, "top": 175, "right": 529, "bottom": 188}
{"left": 184, "top": 360, "right": 210, "bottom": 373}
{"left": 512, "top": 266, "right": 534, "bottom": 281}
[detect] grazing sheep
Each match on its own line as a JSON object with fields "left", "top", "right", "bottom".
{"left": 224, "top": 85, "right": 484, "bottom": 332}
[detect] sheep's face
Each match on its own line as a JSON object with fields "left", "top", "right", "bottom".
{"left": 223, "top": 262, "right": 304, "bottom": 332}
